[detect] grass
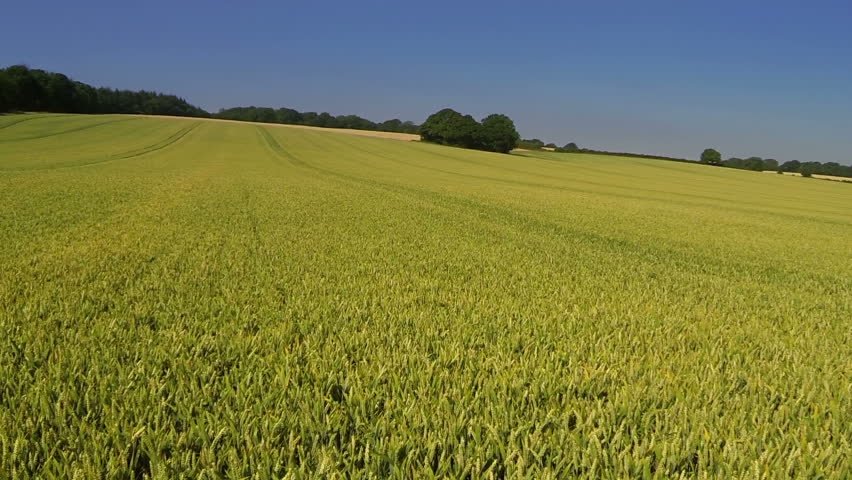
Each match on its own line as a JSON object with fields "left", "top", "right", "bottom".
{"left": 0, "top": 113, "right": 850, "bottom": 479}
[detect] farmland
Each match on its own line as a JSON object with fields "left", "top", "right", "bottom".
{"left": 0, "top": 113, "right": 850, "bottom": 478}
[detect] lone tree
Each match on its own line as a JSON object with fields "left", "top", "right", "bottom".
{"left": 700, "top": 148, "right": 722, "bottom": 165}
{"left": 478, "top": 114, "right": 520, "bottom": 153}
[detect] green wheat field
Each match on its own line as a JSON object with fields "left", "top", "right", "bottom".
{"left": 1, "top": 113, "right": 850, "bottom": 479}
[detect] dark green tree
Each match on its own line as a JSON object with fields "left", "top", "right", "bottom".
{"left": 780, "top": 160, "right": 801, "bottom": 172}
{"left": 477, "top": 113, "right": 520, "bottom": 153}
{"left": 799, "top": 162, "right": 820, "bottom": 177}
{"left": 743, "top": 156, "right": 765, "bottom": 171}
{"left": 723, "top": 157, "right": 744, "bottom": 168}
{"left": 419, "top": 108, "right": 481, "bottom": 148}
{"left": 821, "top": 162, "right": 842, "bottom": 176}
{"left": 763, "top": 158, "right": 779, "bottom": 170}
{"left": 300, "top": 112, "right": 320, "bottom": 126}
{"left": 336, "top": 114, "right": 376, "bottom": 130}
{"left": 276, "top": 107, "right": 303, "bottom": 124}
{"left": 4, "top": 65, "right": 43, "bottom": 111}
{"left": 378, "top": 119, "right": 402, "bottom": 132}
{"left": 45, "top": 73, "right": 76, "bottom": 112}
{"left": 700, "top": 148, "right": 722, "bottom": 165}
{"left": 0, "top": 70, "right": 15, "bottom": 112}
{"left": 315, "top": 112, "right": 335, "bottom": 127}
{"left": 256, "top": 107, "right": 277, "bottom": 123}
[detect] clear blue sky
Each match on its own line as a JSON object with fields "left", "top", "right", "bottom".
{"left": 4, "top": 0, "right": 852, "bottom": 164}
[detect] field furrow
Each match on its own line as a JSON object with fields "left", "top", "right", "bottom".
{"left": 0, "top": 117, "right": 141, "bottom": 142}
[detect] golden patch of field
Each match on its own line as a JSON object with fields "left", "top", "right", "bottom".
{"left": 2, "top": 113, "right": 850, "bottom": 477}
{"left": 763, "top": 170, "right": 852, "bottom": 183}
{"left": 813, "top": 174, "right": 852, "bottom": 182}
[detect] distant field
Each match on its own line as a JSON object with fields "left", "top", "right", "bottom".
{"left": 1, "top": 113, "right": 850, "bottom": 478}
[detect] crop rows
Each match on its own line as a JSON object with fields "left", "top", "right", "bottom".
{"left": 0, "top": 114, "right": 849, "bottom": 478}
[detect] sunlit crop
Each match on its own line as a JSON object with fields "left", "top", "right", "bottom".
{"left": 1, "top": 114, "right": 849, "bottom": 478}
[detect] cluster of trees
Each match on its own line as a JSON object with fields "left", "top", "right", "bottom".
{"left": 419, "top": 109, "right": 520, "bottom": 153}
{"left": 0, "top": 65, "right": 209, "bottom": 117}
{"left": 774, "top": 160, "right": 852, "bottom": 178}
{"left": 722, "top": 156, "right": 778, "bottom": 171}
{"left": 702, "top": 148, "right": 852, "bottom": 178}
{"left": 215, "top": 106, "right": 419, "bottom": 134}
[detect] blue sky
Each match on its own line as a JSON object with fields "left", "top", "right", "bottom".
{"left": 3, "top": 0, "right": 851, "bottom": 164}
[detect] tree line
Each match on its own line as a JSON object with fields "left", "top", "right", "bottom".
{"left": 0, "top": 65, "right": 209, "bottom": 117}
{"left": 215, "top": 106, "right": 420, "bottom": 134}
{"left": 419, "top": 108, "right": 520, "bottom": 154}
{"left": 701, "top": 148, "right": 852, "bottom": 179}
{"left": 516, "top": 139, "right": 697, "bottom": 162}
